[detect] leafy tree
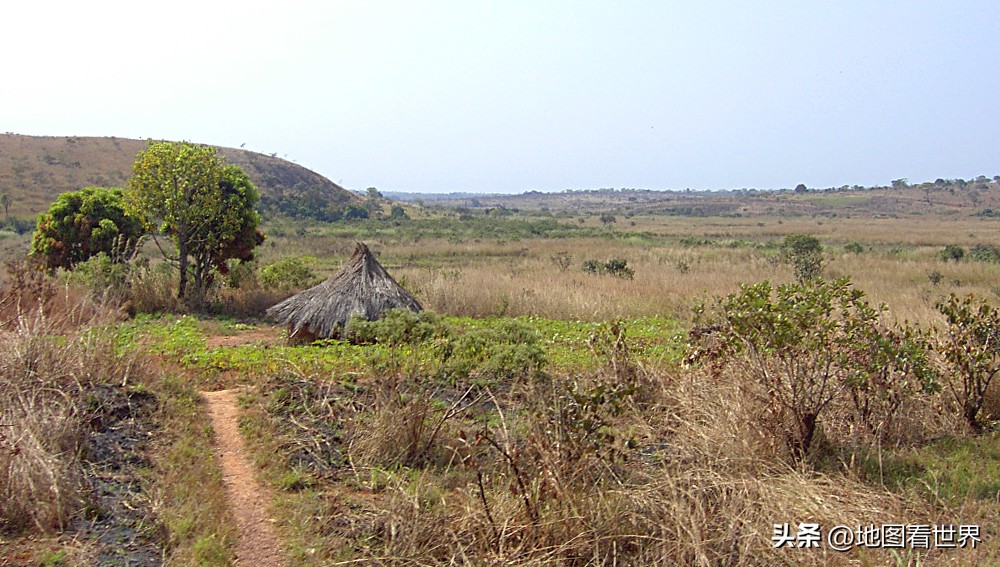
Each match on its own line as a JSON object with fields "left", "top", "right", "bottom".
{"left": 0, "top": 193, "right": 10, "bottom": 217}
{"left": 936, "top": 294, "right": 1000, "bottom": 432}
{"left": 781, "top": 234, "right": 823, "bottom": 283}
{"left": 126, "top": 141, "right": 263, "bottom": 299}
{"left": 30, "top": 186, "right": 144, "bottom": 270}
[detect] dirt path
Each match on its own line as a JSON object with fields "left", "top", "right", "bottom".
{"left": 202, "top": 389, "right": 288, "bottom": 567}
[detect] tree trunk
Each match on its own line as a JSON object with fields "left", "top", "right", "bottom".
{"left": 793, "top": 412, "right": 818, "bottom": 461}
{"left": 177, "top": 232, "right": 189, "bottom": 299}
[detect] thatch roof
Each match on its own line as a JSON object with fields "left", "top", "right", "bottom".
{"left": 266, "top": 242, "right": 422, "bottom": 340}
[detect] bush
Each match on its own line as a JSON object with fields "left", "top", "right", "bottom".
{"left": 259, "top": 256, "right": 318, "bottom": 291}
{"left": 581, "top": 258, "right": 635, "bottom": 279}
{"left": 62, "top": 252, "right": 132, "bottom": 304}
{"left": 936, "top": 293, "right": 1000, "bottom": 431}
{"left": 780, "top": 234, "right": 823, "bottom": 283}
{"left": 346, "top": 309, "right": 447, "bottom": 346}
{"left": 969, "top": 244, "right": 1000, "bottom": 263}
{"left": 844, "top": 242, "right": 864, "bottom": 254}
{"left": 441, "top": 320, "right": 547, "bottom": 384}
{"left": 687, "top": 277, "right": 937, "bottom": 459}
{"left": 30, "top": 187, "right": 144, "bottom": 271}
{"left": 939, "top": 244, "right": 966, "bottom": 262}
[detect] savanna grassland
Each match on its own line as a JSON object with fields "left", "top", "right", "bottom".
{"left": 3, "top": 178, "right": 1000, "bottom": 565}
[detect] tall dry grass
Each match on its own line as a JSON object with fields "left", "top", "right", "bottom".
{"left": 324, "top": 360, "right": 967, "bottom": 565}
{"left": 0, "top": 262, "right": 151, "bottom": 534}
{"left": 378, "top": 235, "right": 1000, "bottom": 329}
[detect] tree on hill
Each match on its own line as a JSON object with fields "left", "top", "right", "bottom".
{"left": 0, "top": 192, "right": 10, "bottom": 217}
{"left": 30, "top": 186, "right": 145, "bottom": 270}
{"left": 127, "top": 141, "right": 264, "bottom": 300}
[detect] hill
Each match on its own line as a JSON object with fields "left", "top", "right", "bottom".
{"left": 411, "top": 180, "right": 1000, "bottom": 219}
{"left": 0, "top": 134, "right": 361, "bottom": 219}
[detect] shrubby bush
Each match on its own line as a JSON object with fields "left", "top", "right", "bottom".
{"left": 260, "top": 256, "right": 319, "bottom": 291}
{"left": 582, "top": 258, "right": 635, "bottom": 279}
{"left": 939, "top": 244, "right": 966, "bottom": 262}
{"left": 347, "top": 309, "right": 447, "bottom": 346}
{"left": 30, "top": 186, "right": 144, "bottom": 271}
{"left": 936, "top": 293, "right": 1000, "bottom": 431}
{"left": 440, "top": 319, "right": 547, "bottom": 384}
{"left": 969, "top": 243, "right": 1000, "bottom": 263}
{"left": 780, "top": 234, "right": 823, "bottom": 282}
{"left": 687, "top": 277, "right": 938, "bottom": 459}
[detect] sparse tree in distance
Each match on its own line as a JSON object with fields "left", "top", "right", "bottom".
{"left": 781, "top": 234, "right": 823, "bottom": 283}
{"left": 364, "top": 187, "right": 384, "bottom": 218}
{"left": 127, "top": 141, "right": 264, "bottom": 300}
{"left": 0, "top": 192, "right": 10, "bottom": 217}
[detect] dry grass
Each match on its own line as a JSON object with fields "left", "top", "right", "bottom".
{"left": 339, "top": 222, "right": 999, "bottom": 329}
{"left": 237, "top": 339, "right": 999, "bottom": 565}
{"left": 0, "top": 308, "right": 148, "bottom": 534}
{"left": 264, "top": 363, "right": 988, "bottom": 565}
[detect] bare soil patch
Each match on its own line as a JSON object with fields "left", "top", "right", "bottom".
{"left": 204, "top": 326, "right": 284, "bottom": 349}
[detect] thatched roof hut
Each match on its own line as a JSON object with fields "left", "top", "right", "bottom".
{"left": 266, "top": 242, "right": 421, "bottom": 340}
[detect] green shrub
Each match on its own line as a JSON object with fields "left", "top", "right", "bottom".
{"left": 62, "top": 252, "right": 132, "bottom": 303}
{"left": 30, "top": 186, "right": 144, "bottom": 271}
{"left": 780, "top": 234, "right": 823, "bottom": 283}
{"left": 441, "top": 320, "right": 547, "bottom": 384}
{"left": 969, "top": 244, "right": 1000, "bottom": 263}
{"left": 939, "top": 244, "right": 966, "bottom": 262}
{"left": 582, "top": 259, "right": 602, "bottom": 274}
{"left": 936, "top": 294, "right": 1000, "bottom": 431}
{"left": 260, "top": 257, "right": 318, "bottom": 291}
{"left": 346, "top": 309, "right": 447, "bottom": 346}
{"left": 844, "top": 242, "right": 864, "bottom": 254}
{"left": 687, "top": 277, "right": 936, "bottom": 459}
{"left": 581, "top": 258, "right": 635, "bottom": 279}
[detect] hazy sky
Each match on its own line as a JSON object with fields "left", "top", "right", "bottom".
{"left": 5, "top": 1, "right": 999, "bottom": 193}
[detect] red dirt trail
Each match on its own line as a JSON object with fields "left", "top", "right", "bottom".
{"left": 202, "top": 389, "right": 288, "bottom": 566}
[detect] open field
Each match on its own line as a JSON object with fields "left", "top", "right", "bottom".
{"left": 3, "top": 193, "right": 1000, "bottom": 564}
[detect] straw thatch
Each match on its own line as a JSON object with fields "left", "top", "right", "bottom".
{"left": 266, "top": 242, "right": 422, "bottom": 340}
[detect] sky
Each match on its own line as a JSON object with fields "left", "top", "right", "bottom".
{"left": 4, "top": 1, "right": 1000, "bottom": 194}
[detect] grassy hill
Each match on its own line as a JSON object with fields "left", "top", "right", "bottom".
{"left": 0, "top": 134, "right": 361, "bottom": 219}
{"left": 417, "top": 179, "right": 1000, "bottom": 219}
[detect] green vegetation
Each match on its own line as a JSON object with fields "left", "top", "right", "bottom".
{"left": 688, "top": 277, "right": 937, "bottom": 459}
{"left": 30, "top": 186, "right": 144, "bottom": 270}
{"left": 936, "top": 294, "right": 1000, "bottom": 431}
{"left": 939, "top": 244, "right": 966, "bottom": 262}
{"left": 7, "top": 155, "right": 1000, "bottom": 563}
{"left": 581, "top": 257, "right": 635, "bottom": 279}
{"left": 259, "top": 256, "right": 319, "bottom": 291}
{"left": 780, "top": 233, "right": 823, "bottom": 282}
{"left": 127, "top": 141, "right": 264, "bottom": 299}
